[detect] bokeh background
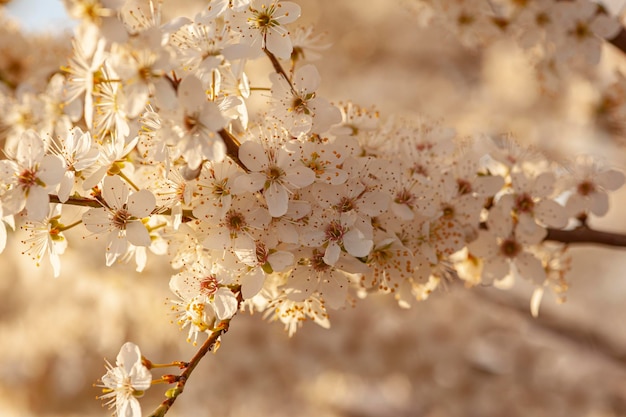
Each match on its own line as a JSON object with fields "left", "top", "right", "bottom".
{"left": 2, "top": 1, "right": 626, "bottom": 416}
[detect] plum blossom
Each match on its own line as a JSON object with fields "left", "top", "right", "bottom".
{"left": 0, "top": 130, "right": 64, "bottom": 221}
{"left": 98, "top": 341, "right": 152, "bottom": 417}
{"left": 232, "top": 0, "right": 301, "bottom": 59}
{"left": 564, "top": 156, "right": 626, "bottom": 218}
{"left": 82, "top": 175, "right": 156, "bottom": 266}
{"left": 234, "top": 135, "right": 315, "bottom": 217}
{"left": 270, "top": 64, "right": 341, "bottom": 135}
{"left": 20, "top": 205, "right": 68, "bottom": 278}
{"left": 169, "top": 259, "right": 239, "bottom": 321}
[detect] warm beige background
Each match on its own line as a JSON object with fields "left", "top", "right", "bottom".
{"left": 2, "top": 1, "right": 626, "bottom": 416}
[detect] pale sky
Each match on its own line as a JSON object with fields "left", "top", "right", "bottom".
{"left": 5, "top": 0, "right": 73, "bottom": 33}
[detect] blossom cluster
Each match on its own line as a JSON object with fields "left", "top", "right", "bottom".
{"left": 409, "top": 0, "right": 621, "bottom": 86}
{"left": 0, "top": 1, "right": 625, "bottom": 416}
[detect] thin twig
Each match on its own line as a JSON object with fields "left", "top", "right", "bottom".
{"left": 146, "top": 321, "right": 231, "bottom": 417}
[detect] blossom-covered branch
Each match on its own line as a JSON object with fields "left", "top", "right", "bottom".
{"left": 1, "top": 0, "right": 626, "bottom": 416}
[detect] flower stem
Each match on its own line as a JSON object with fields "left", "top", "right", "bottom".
{"left": 145, "top": 320, "right": 231, "bottom": 417}
{"left": 118, "top": 171, "right": 140, "bottom": 191}
{"left": 57, "top": 219, "right": 82, "bottom": 232}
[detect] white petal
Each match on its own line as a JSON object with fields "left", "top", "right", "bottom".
{"left": 106, "top": 231, "right": 127, "bottom": 266}
{"left": 468, "top": 230, "right": 499, "bottom": 258}
{"left": 82, "top": 208, "right": 112, "bottom": 233}
{"left": 589, "top": 191, "right": 609, "bottom": 216}
{"left": 319, "top": 273, "right": 348, "bottom": 310}
{"left": 126, "top": 221, "right": 151, "bottom": 247}
{"left": 117, "top": 342, "right": 142, "bottom": 369}
{"left": 514, "top": 251, "right": 546, "bottom": 284}
{"left": 275, "top": 2, "right": 301, "bottom": 24}
{"left": 359, "top": 191, "right": 389, "bottom": 216}
{"left": 212, "top": 288, "right": 238, "bottom": 320}
{"left": 128, "top": 189, "right": 156, "bottom": 218}
{"left": 530, "top": 287, "right": 544, "bottom": 318}
{"left": 265, "top": 182, "right": 289, "bottom": 217}
{"left": 284, "top": 165, "right": 315, "bottom": 188}
{"left": 268, "top": 250, "right": 294, "bottom": 272}
{"left": 295, "top": 64, "right": 320, "bottom": 92}
{"left": 38, "top": 155, "right": 65, "bottom": 186}
{"left": 25, "top": 187, "right": 50, "bottom": 221}
{"left": 238, "top": 141, "right": 267, "bottom": 172}
{"left": 323, "top": 241, "right": 341, "bottom": 266}
{"left": 16, "top": 130, "right": 45, "bottom": 168}
{"left": 343, "top": 229, "right": 373, "bottom": 257}
{"left": 482, "top": 256, "right": 510, "bottom": 284}
{"left": 596, "top": 169, "right": 625, "bottom": 191}
{"left": 265, "top": 28, "right": 293, "bottom": 60}
{"left": 473, "top": 175, "right": 505, "bottom": 196}
{"left": 58, "top": 171, "right": 75, "bottom": 203}
{"left": 535, "top": 199, "right": 567, "bottom": 228}
{"left": 102, "top": 176, "right": 129, "bottom": 210}
{"left": 241, "top": 268, "right": 265, "bottom": 299}
{"left": 532, "top": 172, "right": 556, "bottom": 198}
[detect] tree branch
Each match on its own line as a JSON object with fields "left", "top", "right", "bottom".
{"left": 545, "top": 226, "right": 626, "bottom": 248}
{"left": 218, "top": 128, "right": 248, "bottom": 172}
{"left": 609, "top": 27, "right": 626, "bottom": 56}
{"left": 146, "top": 320, "right": 231, "bottom": 417}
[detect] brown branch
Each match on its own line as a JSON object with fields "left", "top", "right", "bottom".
{"left": 545, "top": 226, "right": 626, "bottom": 248}
{"left": 48, "top": 194, "right": 195, "bottom": 221}
{"left": 609, "top": 27, "right": 626, "bottom": 56}
{"left": 218, "top": 128, "right": 248, "bottom": 172}
{"left": 145, "top": 320, "right": 231, "bottom": 417}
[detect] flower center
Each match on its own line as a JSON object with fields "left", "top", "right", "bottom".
{"left": 500, "top": 238, "right": 521, "bottom": 258}
{"left": 442, "top": 205, "right": 455, "bottom": 219}
{"left": 266, "top": 165, "right": 284, "bottom": 182}
{"left": 325, "top": 220, "right": 345, "bottom": 242}
{"left": 199, "top": 275, "right": 219, "bottom": 296}
{"left": 112, "top": 206, "right": 131, "bottom": 229}
{"left": 336, "top": 196, "right": 355, "bottom": 213}
{"left": 311, "top": 249, "right": 330, "bottom": 272}
{"left": 577, "top": 180, "right": 595, "bottom": 196}
{"left": 224, "top": 210, "right": 246, "bottom": 234}
{"left": 394, "top": 188, "right": 415, "bottom": 206}
{"left": 18, "top": 169, "right": 39, "bottom": 190}
{"left": 515, "top": 193, "right": 535, "bottom": 213}
{"left": 457, "top": 179, "right": 472, "bottom": 195}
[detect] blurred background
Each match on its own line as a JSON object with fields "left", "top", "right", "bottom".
{"left": 2, "top": 1, "right": 626, "bottom": 416}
